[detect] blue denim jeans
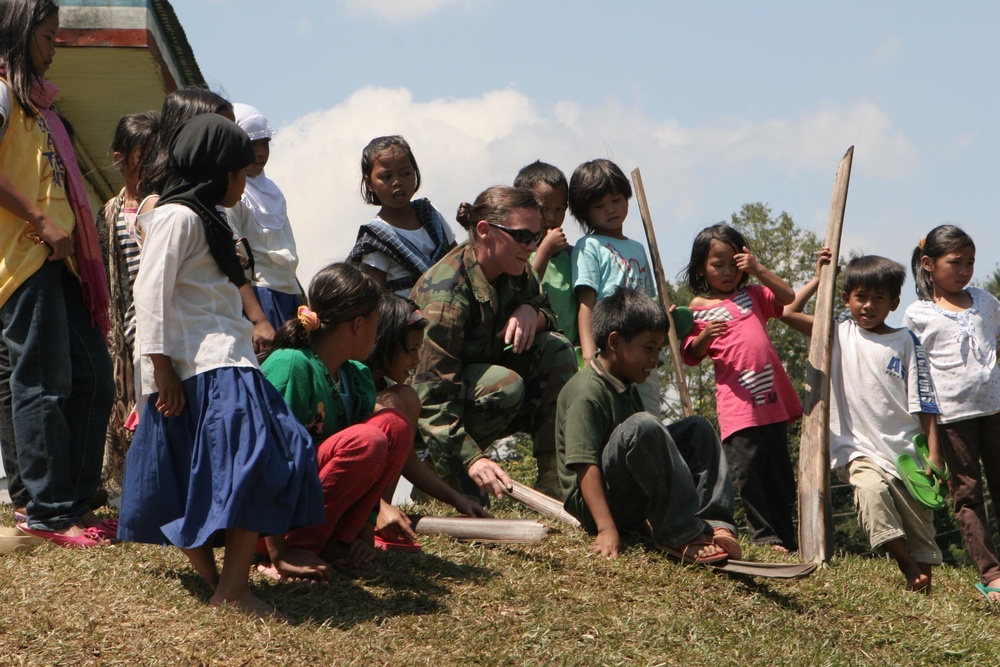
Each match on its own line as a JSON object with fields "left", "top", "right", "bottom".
{"left": 0, "top": 262, "right": 114, "bottom": 530}
{"left": 0, "top": 338, "right": 28, "bottom": 509}
{"left": 601, "top": 413, "right": 736, "bottom": 548}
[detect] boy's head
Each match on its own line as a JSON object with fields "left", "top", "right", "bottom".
{"left": 514, "top": 160, "right": 568, "bottom": 231}
{"left": 568, "top": 159, "right": 632, "bottom": 235}
{"left": 841, "top": 255, "right": 904, "bottom": 331}
{"left": 592, "top": 287, "right": 668, "bottom": 384}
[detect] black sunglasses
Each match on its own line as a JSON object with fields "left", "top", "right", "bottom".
{"left": 487, "top": 221, "right": 543, "bottom": 246}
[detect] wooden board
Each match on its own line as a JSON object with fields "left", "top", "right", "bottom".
{"left": 797, "top": 146, "right": 854, "bottom": 564}
{"left": 712, "top": 559, "right": 818, "bottom": 579}
{"left": 504, "top": 481, "right": 581, "bottom": 528}
{"left": 411, "top": 516, "right": 553, "bottom": 543}
{"left": 630, "top": 167, "right": 694, "bottom": 417}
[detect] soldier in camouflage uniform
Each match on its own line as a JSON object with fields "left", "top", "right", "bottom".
{"left": 411, "top": 186, "right": 577, "bottom": 500}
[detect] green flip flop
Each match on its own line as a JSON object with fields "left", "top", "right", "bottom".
{"left": 672, "top": 306, "right": 695, "bottom": 338}
{"left": 975, "top": 582, "right": 1000, "bottom": 601}
{"left": 896, "top": 452, "right": 946, "bottom": 510}
{"left": 912, "top": 433, "right": 950, "bottom": 482}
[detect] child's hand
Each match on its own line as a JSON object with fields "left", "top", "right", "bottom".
{"left": 504, "top": 303, "right": 539, "bottom": 353}
{"left": 453, "top": 494, "right": 492, "bottom": 518}
{"left": 272, "top": 547, "right": 333, "bottom": 584}
{"left": 537, "top": 227, "right": 568, "bottom": 259}
{"left": 377, "top": 502, "right": 419, "bottom": 542}
{"left": 591, "top": 527, "right": 621, "bottom": 558}
{"left": 734, "top": 246, "right": 760, "bottom": 276}
{"left": 251, "top": 319, "right": 276, "bottom": 354}
{"left": 346, "top": 535, "right": 378, "bottom": 570}
{"left": 151, "top": 355, "right": 186, "bottom": 417}
{"left": 815, "top": 246, "right": 833, "bottom": 278}
{"left": 702, "top": 320, "right": 727, "bottom": 339}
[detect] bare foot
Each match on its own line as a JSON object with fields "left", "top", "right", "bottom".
{"left": 256, "top": 563, "right": 326, "bottom": 585}
{"left": 210, "top": 589, "right": 294, "bottom": 624}
{"left": 770, "top": 544, "right": 790, "bottom": 554}
{"left": 712, "top": 527, "right": 743, "bottom": 560}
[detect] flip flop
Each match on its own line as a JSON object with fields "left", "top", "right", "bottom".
{"left": 657, "top": 536, "right": 728, "bottom": 565}
{"left": 712, "top": 527, "right": 743, "bottom": 560}
{"left": 16, "top": 522, "right": 108, "bottom": 548}
{"left": 672, "top": 306, "right": 695, "bottom": 338}
{"left": 374, "top": 530, "right": 422, "bottom": 552}
{"left": 912, "top": 433, "right": 950, "bottom": 482}
{"left": 975, "top": 582, "right": 1000, "bottom": 601}
{"left": 896, "top": 453, "right": 946, "bottom": 510}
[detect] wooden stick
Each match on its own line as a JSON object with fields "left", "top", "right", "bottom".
{"left": 630, "top": 167, "right": 694, "bottom": 417}
{"left": 797, "top": 146, "right": 854, "bottom": 564}
{"left": 411, "top": 516, "right": 553, "bottom": 543}
{"left": 504, "top": 481, "right": 581, "bottom": 528}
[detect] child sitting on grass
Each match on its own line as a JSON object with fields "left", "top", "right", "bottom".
{"left": 783, "top": 253, "right": 942, "bottom": 592}
{"left": 555, "top": 286, "right": 740, "bottom": 563}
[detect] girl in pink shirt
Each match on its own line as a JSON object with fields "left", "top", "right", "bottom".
{"left": 681, "top": 223, "right": 800, "bottom": 552}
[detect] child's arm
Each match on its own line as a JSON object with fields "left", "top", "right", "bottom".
{"left": 401, "top": 448, "right": 491, "bottom": 517}
{"left": 919, "top": 412, "right": 944, "bottom": 475}
{"left": 0, "top": 171, "right": 73, "bottom": 260}
{"left": 686, "top": 320, "right": 727, "bottom": 359}
{"left": 779, "top": 247, "right": 832, "bottom": 336}
{"left": 531, "top": 227, "right": 569, "bottom": 279}
{"left": 377, "top": 498, "right": 419, "bottom": 541}
{"left": 735, "top": 246, "right": 795, "bottom": 305}
{"left": 577, "top": 287, "right": 597, "bottom": 364}
{"left": 149, "top": 354, "right": 186, "bottom": 417}
{"left": 238, "top": 284, "right": 276, "bottom": 354}
{"left": 575, "top": 463, "right": 620, "bottom": 557}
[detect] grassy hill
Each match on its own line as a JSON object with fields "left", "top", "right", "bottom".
{"left": 2, "top": 455, "right": 998, "bottom": 666}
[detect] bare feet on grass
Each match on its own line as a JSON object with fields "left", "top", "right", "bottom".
{"left": 210, "top": 589, "right": 294, "bottom": 624}
{"left": 181, "top": 545, "right": 220, "bottom": 591}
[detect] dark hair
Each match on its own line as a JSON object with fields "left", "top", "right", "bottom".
{"left": 842, "top": 255, "right": 905, "bottom": 300}
{"left": 365, "top": 294, "right": 426, "bottom": 375}
{"left": 681, "top": 223, "right": 752, "bottom": 294}
{"left": 109, "top": 111, "right": 159, "bottom": 195}
{"left": 592, "top": 286, "right": 669, "bottom": 352}
{"left": 514, "top": 160, "right": 568, "bottom": 192}
{"left": 911, "top": 224, "right": 975, "bottom": 301}
{"left": 360, "top": 135, "right": 421, "bottom": 205}
{"left": 0, "top": 0, "right": 59, "bottom": 117}
{"left": 568, "top": 159, "right": 632, "bottom": 233}
{"left": 141, "top": 88, "right": 233, "bottom": 196}
{"left": 269, "top": 263, "right": 383, "bottom": 352}
{"left": 455, "top": 185, "right": 543, "bottom": 241}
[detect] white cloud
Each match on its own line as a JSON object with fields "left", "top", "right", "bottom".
{"left": 267, "top": 87, "right": 918, "bottom": 288}
{"left": 336, "top": 0, "right": 470, "bottom": 23}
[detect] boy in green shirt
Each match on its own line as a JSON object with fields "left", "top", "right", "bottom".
{"left": 556, "top": 287, "right": 740, "bottom": 562}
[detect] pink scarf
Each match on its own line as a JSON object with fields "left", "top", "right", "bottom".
{"left": 19, "top": 73, "right": 110, "bottom": 337}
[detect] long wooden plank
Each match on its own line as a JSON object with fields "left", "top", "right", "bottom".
{"left": 411, "top": 516, "right": 553, "bottom": 543}
{"left": 631, "top": 168, "right": 694, "bottom": 417}
{"left": 797, "top": 146, "right": 854, "bottom": 564}
{"left": 504, "top": 481, "right": 581, "bottom": 528}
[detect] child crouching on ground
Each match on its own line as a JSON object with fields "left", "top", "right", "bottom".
{"left": 784, "top": 254, "right": 942, "bottom": 592}
{"left": 555, "top": 286, "right": 740, "bottom": 563}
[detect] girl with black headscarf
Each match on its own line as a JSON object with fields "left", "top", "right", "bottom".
{"left": 117, "top": 114, "right": 326, "bottom": 621}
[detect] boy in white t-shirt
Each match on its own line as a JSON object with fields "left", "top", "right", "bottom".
{"left": 784, "top": 255, "right": 943, "bottom": 592}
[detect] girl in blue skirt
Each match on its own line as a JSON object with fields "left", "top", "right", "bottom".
{"left": 118, "top": 114, "right": 324, "bottom": 621}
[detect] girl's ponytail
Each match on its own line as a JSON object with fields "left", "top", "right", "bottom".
{"left": 911, "top": 242, "right": 933, "bottom": 301}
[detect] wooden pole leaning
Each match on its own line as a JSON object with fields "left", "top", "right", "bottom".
{"left": 630, "top": 167, "right": 694, "bottom": 417}
{"left": 504, "top": 481, "right": 581, "bottom": 528}
{"left": 797, "top": 146, "right": 853, "bottom": 564}
{"left": 411, "top": 516, "right": 554, "bottom": 543}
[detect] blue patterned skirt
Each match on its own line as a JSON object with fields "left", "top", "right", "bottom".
{"left": 118, "top": 366, "right": 323, "bottom": 548}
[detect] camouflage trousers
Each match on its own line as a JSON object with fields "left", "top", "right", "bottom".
{"left": 432, "top": 331, "right": 577, "bottom": 482}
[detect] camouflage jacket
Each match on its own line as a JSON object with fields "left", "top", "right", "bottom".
{"left": 410, "top": 242, "right": 556, "bottom": 468}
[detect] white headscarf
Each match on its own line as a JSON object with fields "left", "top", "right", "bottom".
{"left": 233, "top": 102, "right": 288, "bottom": 229}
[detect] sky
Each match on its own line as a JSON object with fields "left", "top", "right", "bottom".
{"left": 168, "top": 0, "right": 1000, "bottom": 324}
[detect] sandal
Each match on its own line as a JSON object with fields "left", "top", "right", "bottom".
{"left": 913, "top": 433, "right": 950, "bottom": 481}
{"left": 712, "top": 527, "right": 743, "bottom": 560}
{"left": 16, "top": 522, "right": 108, "bottom": 548}
{"left": 657, "top": 534, "right": 728, "bottom": 565}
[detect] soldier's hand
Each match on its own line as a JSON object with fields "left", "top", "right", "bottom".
{"left": 468, "top": 458, "right": 513, "bottom": 498}
{"left": 504, "top": 303, "right": 538, "bottom": 353}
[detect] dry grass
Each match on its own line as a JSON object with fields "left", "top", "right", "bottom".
{"left": 3, "top": 455, "right": 1000, "bottom": 666}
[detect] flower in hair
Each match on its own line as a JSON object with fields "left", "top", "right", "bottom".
{"left": 297, "top": 305, "right": 320, "bottom": 333}
{"left": 918, "top": 237, "right": 926, "bottom": 250}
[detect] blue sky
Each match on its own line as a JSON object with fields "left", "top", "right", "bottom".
{"left": 170, "top": 0, "right": 999, "bottom": 322}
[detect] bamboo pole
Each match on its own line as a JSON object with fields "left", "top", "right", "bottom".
{"left": 797, "top": 146, "right": 853, "bottom": 564}
{"left": 504, "top": 481, "right": 581, "bottom": 528}
{"left": 630, "top": 168, "right": 694, "bottom": 417}
{"left": 411, "top": 516, "right": 553, "bottom": 543}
